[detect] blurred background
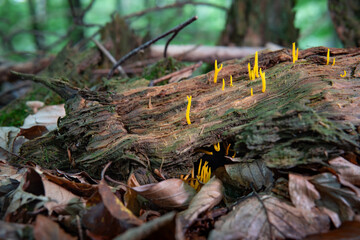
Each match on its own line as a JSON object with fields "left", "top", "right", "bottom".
{"left": 1, "top": 0, "right": 357, "bottom": 62}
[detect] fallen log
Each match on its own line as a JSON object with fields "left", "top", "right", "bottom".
{"left": 13, "top": 47, "right": 360, "bottom": 182}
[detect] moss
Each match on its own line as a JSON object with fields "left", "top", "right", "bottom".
{"left": 0, "top": 83, "right": 63, "bottom": 127}
{"left": 142, "top": 57, "right": 186, "bottom": 81}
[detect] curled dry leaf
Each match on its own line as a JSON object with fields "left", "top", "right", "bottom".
{"left": 289, "top": 173, "right": 320, "bottom": 211}
{"left": 98, "top": 179, "right": 142, "bottom": 226}
{"left": 124, "top": 173, "right": 141, "bottom": 216}
{"left": 22, "top": 104, "right": 65, "bottom": 131}
{"left": 18, "top": 125, "right": 48, "bottom": 140}
{"left": 34, "top": 215, "right": 76, "bottom": 240}
{"left": 132, "top": 178, "right": 196, "bottom": 209}
{"left": 329, "top": 156, "right": 360, "bottom": 186}
{"left": 309, "top": 172, "right": 360, "bottom": 223}
{"left": 179, "top": 177, "right": 223, "bottom": 228}
{"left": 208, "top": 195, "right": 330, "bottom": 240}
{"left": 113, "top": 212, "right": 180, "bottom": 240}
{"left": 224, "top": 159, "right": 273, "bottom": 190}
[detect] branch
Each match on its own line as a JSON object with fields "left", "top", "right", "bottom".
{"left": 107, "top": 16, "right": 198, "bottom": 79}
{"left": 92, "top": 38, "right": 128, "bottom": 78}
{"left": 123, "top": 1, "right": 227, "bottom": 19}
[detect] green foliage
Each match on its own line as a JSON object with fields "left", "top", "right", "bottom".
{"left": 294, "top": 0, "right": 342, "bottom": 48}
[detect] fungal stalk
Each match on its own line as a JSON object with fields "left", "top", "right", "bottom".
{"left": 340, "top": 71, "right": 346, "bottom": 77}
{"left": 186, "top": 96, "right": 192, "bottom": 125}
{"left": 230, "top": 75, "right": 233, "bottom": 87}
{"left": 260, "top": 68, "right": 266, "bottom": 93}
{"left": 222, "top": 79, "right": 225, "bottom": 91}
{"left": 292, "top": 42, "right": 298, "bottom": 63}
{"left": 214, "top": 60, "right": 223, "bottom": 83}
{"left": 327, "top": 49, "right": 330, "bottom": 65}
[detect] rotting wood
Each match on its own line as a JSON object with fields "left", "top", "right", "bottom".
{"left": 12, "top": 47, "right": 360, "bottom": 181}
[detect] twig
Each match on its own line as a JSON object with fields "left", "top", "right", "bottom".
{"left": 101, "top": 161, "right": 112, "bottom": 180}
{"left": 107, "top": 16, "right": 198, "bottom": 79}
{"left": 0, "top": 146, "right": 26, "bottom": 161}
{"left": 149, "top": 61, "right": 202, "bottom": 86}
{"left": 92, "top": 38, "right": 128, "bottom": 78}
{"left": 123, "top": 1, "right": 227, "bottom": 19}
{"left": 76, "top": 215, "right": 84, "bottom": 240}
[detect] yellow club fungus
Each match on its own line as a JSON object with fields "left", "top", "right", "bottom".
{"left": 260, "top": 68, "right": 266, "bottom": 93}
{"left": 327, "top": 49, "right": 330, "bottom": 65}
{"left": 248, "top": 63, "right": 252, "bottom": 80}
{"left": 222, "top": 79, "right": 225, "bottom": 91}
{"left": 214, "top": 142, "right": 220, "bottom": 152}
{"left": 340, "top": 71, "right": 346, "bottom": 77}
{"left": 186, "top": 96, "right": 192, "bottom": 125}
{"left": 230, "top": 75, "right": 233, "bottom": 87}
{"left": 254, "top": 51, "right": 259, "bottom": 78}
{"left": 181, "top": 159, "right": 211, "bottom": 191}
{"left": 332, "top": 58, "right": 335, "bottom": 66}
{"left": 251, "top": 88, "right": 253, "bottom": 96}
{"left": 196, "top": 149, "right": 213, "bottom": 155}
{"left": 214, "top": 60, "right": 223, "bottom": 83}
{"left": 292, "top": 42, "right": 298, "bottom": 63}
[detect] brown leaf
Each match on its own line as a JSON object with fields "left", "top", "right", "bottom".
{"left": 124, "top": 173, "right": 141, "bottom": 216}
{"left": 98, "top": 179, "right": 142, "bottom": 226}
{"left": 22, "top": 104, "right": 65, "bottom": 131}
{"left": 0, "top": 160, "right": 25, "bottom": 181}
{"left": 0, "top": 220, "right": 33, "bottom": 240}
{"left": 305, "top": 221, "right": 360, "bottom": 240}
{"left": 42, "top": 177, "right": 84, "bottom": 215}
{"left": 224, "top": 159, "right": 273, "bottom": 190}
{"left": 132, "top": 178, "right": 196, "bottom": 209}
{"left": 309, "top": 172, "right": 360, "bottom": 222}
{"left": 34, "top": 215, "right": 76, "bottom": 240}
{"left": 18, "top": 125, "right": 48, "bottom": 140}
{"left": 208, "top": 195, "right": 330, "bottom": 240}
{"left": 83, "top": 202, "right": 128, "bottom": 240}
{"left": 289, "top": 173, "right": 320, "bottom": 211}
{"left": 113, "top": 212, "right": 180, "bottom": 240}
{"left": 179, "top": 177, "right": 223, "bottom": 228}
{"left": 43, "top": 172, "right": 97, "bottom": 198}
{"left": 329, "top": 156, "right": 360, "bottom": 186}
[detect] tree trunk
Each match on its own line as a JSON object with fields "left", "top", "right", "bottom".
{"left": 219, "top": 0, "right": 298, "bottom": 47}
{"left": 14, "top": 47, "right": 360, "bottom": 182}
{"left": 328, "top": 0, "right": 360, "bottom": 47}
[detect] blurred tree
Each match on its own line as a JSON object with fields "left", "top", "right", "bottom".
{"left": 328, "top": 0, "right": 360, "bottom": 47}
{"left": 28, "top": 0, "right": 45, "bottom": 50}
{"left": 219, "top": 0, "right": 298, "bottom": 47}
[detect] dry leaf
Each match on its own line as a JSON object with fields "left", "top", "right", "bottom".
{"left": 209, "top": 195, "right": 330, "bottom": 240}
{"left": 179, "top": 177, "right": 223, "bottom": 228}
{"left": 22, "top": 104, "right": 65, "bottom": 131}
{"left": 289, "top": 173, "right": 320, "bottom": 211}
{"left": 224, "top": 159, "right": 273, "bottom": 190}
{"left": 34, "top": 215, "right": 76, "bottom": 240}
{"left": 329, "top": 156, "right": 360, "bottom": 186}
{"left": 98, "top": 179, "right": 142, "bottom": 226}
{"left": 18, "top": 125, "right": 48, "bottom": 140}
{"left": 113, "top": 212, "right": 180, "bottom": 240}
{"left": 132, "top": 178, "right": 196, "bottom": 209}
{"left": 305, "top": 220, "right": 360, "bottom": 240}
{"left": 42, "top": 177, "right": 84, "bottom": 215}
{"left": 124, "top": 173, "right": 141, "bottom": 216}
{"left": 310, "top": 172, "right": 360, "bottom": 223}
{"left": 0, "top": 220, "right": 33, "bottom": 240}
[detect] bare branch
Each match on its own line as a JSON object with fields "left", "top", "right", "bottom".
{"left": 107, "top": 16, "right": 198, "bottom": 79}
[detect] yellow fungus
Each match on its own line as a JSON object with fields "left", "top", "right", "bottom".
{"left": 340, "top": 71, "right": 346, "bottom": 77}
{"left": 232, "top": 151, "right": 236, "bottom": 158}
{"left": 214, "top": 60, "right": 223, "bottom": 83}
{"left": 327, "top": 49, "right": 330, "bottom": 65}
{"left": 260, "top": 68, "right": 266, "bottom": 93}
{"left": 186, "top": 96, "right": 192, "bottom": 125}
{"left": 332, "top": 58, "right": 335, "bottom": 66}
{"left": 222, "top": 78, "right": 225, "bottom": 91}
{"left": 251, "top": 88, "right": 253, "bottom": 96}
{"left": 248, "top": 63, "right": 252, "bottom": 80}
{"left": 292, "top": 42, "right": 298, "bottom": 63}
{"left": 251, "top": 68, "right": 255, "bottom": 80}
{"left": 196, "top": 149, "right": 213, "bottom": 155}
{"left": 230, "top": 75, "right": 233, "bottom": 87}
{"left": 225, "top": 144, "right": 231, "bottom": 156}
{"left": 254, "top": 51, "right": 259, "bottom": 78}
{"left": 214, "top": 142, "right": 220, "bottom": 152}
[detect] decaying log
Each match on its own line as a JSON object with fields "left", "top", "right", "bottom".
{"left": 13, "top": 47, "right": 360, "bottom": 181}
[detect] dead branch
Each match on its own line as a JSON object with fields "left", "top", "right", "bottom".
{"left": 107, "top": 16, "right": 198, "bottom": 79}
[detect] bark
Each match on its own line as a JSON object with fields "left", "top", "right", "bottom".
{"left": 219, "top": 0, "right": 298, "bottom": 48}
{"left": 328, "top": 0, "right": 360, "bottom": 47}
{"left": 14, "top": 47, "right": 360, "bottom": 182}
